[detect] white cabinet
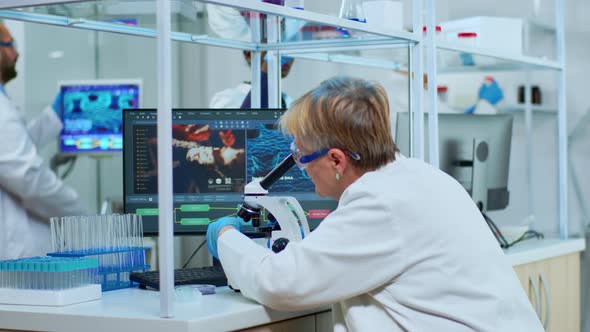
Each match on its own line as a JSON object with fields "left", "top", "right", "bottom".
{"left": 240, "top": 311, "right": 331, "bottom": 332}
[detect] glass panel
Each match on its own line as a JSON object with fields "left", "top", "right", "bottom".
{"left": 6, "top": 0, "right": 415, "bottom": 65}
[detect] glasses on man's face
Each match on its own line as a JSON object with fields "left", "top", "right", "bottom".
{"left": 0, "top": 39, "right": 16, "bottom": 49}
{"left": 290, "top": 141, "right": 361, "bottom": 170}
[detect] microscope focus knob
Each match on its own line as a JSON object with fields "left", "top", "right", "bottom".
{"left": 272, "top": 238, "right": 289, "bottom": 253}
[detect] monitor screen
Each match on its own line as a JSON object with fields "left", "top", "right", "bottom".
{"left": 58, "top": 79, "right": 142, "bottom": 154}
{"left": 395, "top": 113, "right": 513, "bottom": 211}
{"left": 123, "top": 109, "right": 337, "bottom": 235}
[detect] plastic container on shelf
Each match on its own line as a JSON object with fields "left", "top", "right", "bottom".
{"left": 456, "top": 32, "right": 477, "bottom": 66}
{"left": 423, "top": 25, "right": 446, "bottom": 67}
{"left": 441, "top": 16, "right": 523, "bottom": 55}
{"left": 284, "top": 0, "right": 304, "bottom": 10}
{"left": 337, "top": 0, "right": 367, "bottom": 38}
{"left": 456, "top": 32, "right": 477, "bottom": 47}
{"left": 339, "top": 0, "right": 366, "bottom": 23}
{"left": 423, "top": 25, "right": 444, "bottom": 42}
{"left": 363, "top": 1, "right": 403, "bottom": 31}
{"left": 437, "top": 85, "right": 449, "bottom": 103}
{"left": 262, "top": 0, "right": 285, "bottom": 5}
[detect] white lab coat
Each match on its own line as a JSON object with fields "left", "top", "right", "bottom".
{"left": 209, "top": 82, "right": 293, "bottom": 109}
{"left": 219, "top": 155, "right": 543, "bottom": 331}
{"left": 0, "top": 92, "right": 89, "bottom": 260}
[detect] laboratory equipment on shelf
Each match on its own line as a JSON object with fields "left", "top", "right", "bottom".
{"left": 284, "top": 0, "right": 304, "bottom": 9}
{"left": 262, "top": 0, "right": 285, "bottom": 5}
{"left": 237, "top": 154, "right": 310, "bottom": 253}
{"left": 339, "top": 0, "right": 366, "bottom": 23}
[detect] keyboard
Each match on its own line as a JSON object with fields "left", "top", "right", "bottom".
{"left": 130, "top": 265, "right": 227, "bottom": 290}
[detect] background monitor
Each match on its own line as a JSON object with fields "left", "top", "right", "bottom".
{"left": 58, "top": 79, "right": 142, "bottom": 154}
{"left": 395, "top": 113, "right": 513, "bottom": 211}
{"left": 123, "top": 109, "right": 337, "bottom": 235}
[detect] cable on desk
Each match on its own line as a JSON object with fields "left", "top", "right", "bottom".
{"left": 182, "top": 240, "right": 207, "bottom": 269}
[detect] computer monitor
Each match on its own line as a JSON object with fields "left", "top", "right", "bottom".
{"left": 58, "top": 79, "right": 142, "bottom": 154}
{"left": 395, "top": 113, "right": 513, "bottom": 211}
{"left": 123, "top": 109, "right": 337, "bottom": 235}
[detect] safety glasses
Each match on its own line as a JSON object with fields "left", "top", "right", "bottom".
{"left": 290, "top": 141, "right": 360, "bottom": 170}
{"left": 0, "top": 39, "right": 16, "bottom": 49}
{"left": 290, "top": 141, "right": 328, "bottom": 170}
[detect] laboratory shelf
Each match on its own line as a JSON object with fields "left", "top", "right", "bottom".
{"left": 0, "top": 0, "right": 419, "bottom": 48}
{"left": 0, "top": 9, "right": 256, "bottom": 51}
{"left": 498, "top": 105, "right": 557, "bottom": 114}
{"left": 284, "top": 52, "right": 407, "bottom": 71}
{"left": 436, "top": 42, "right": 562, "bottom": 72}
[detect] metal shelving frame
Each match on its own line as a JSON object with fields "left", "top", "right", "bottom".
{"left": 422, "top": 0, "right": 568, "bottom": 241}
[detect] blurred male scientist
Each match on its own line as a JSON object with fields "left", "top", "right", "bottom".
{"left": 0, "top": 23, "right": 89, "bottom": 260}
{"left": 207, "top": 4, "right": 296, "bottom": 109}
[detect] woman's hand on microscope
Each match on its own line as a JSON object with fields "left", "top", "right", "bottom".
{"left": 206, "top": 216, "right": 243, "bottom": 259}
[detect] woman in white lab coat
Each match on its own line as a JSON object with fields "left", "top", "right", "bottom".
{"left": 206, "top": 76, "right": 543, "bottom": 331}
{"left": 0, "top": 24, "right": 89, "bottom": 260}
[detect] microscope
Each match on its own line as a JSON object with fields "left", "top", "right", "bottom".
{"left": 237, "top": 154, "right": 310, "bottom": 253}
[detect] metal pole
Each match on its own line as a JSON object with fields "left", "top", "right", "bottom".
{"left": 555, "top": 0, "right": 568, "bottom": 239}
{"left": 250, "top": 12, "right": 262, "bottom": 108}
{"left": 524, "top": 72, "right": 535, "bottom": 228}
{"left": 425, "top": 0, "right": 438, "bottom": 168}
{"left": 156, "top": 0, "right": 174, "bottom": 317}
{"left": 407, "top": 45, "right": 414, "bottom": 158}
{"left": 266, "top": 14, "right": 280, "bottom": 108}
{"left": 411, "top": 0, "right": 423, "bottom": 160}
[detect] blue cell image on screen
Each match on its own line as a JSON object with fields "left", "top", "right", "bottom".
{"left": 246, "top": 123, "right": 314, "bottom": 192}
{"left": 59, "top": 82, "right": 140, "bottom": 153}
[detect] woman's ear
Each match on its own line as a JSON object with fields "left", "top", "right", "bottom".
{"left": 327, "top": 148, "right": 348, "bottom": 169}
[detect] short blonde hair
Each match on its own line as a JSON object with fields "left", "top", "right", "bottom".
{"left": 280, "top": 76, "right": 397, "bottom": 171}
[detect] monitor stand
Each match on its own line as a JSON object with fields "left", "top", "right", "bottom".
{"left": 469, "top": 138, "right": 509, "bottom": 248}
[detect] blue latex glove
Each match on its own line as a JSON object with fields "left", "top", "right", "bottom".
{"left": 51, "top": 93, "right": 63, "bottom": 116}
{"left": 206, "top": 216, "right": 242, "bottom": 259}
{"left": 464, "top": 104, "right": 476, "bottom": 114}
{"left": 478, "top": 78, "right": 503, "bottom": 105}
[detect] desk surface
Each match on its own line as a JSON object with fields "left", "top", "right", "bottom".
{"left": 0, "top": 238, "right": 584, "bottom": 332}
{"left": 503, "top": 237, "right": 586, "bottom": 266}
{"left": 0, "top": 287, "right": 327, "bottom": 332}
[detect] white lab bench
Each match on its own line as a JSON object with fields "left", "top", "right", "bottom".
{"left": 0, "top": 238, "right": 584, "bottom": 332}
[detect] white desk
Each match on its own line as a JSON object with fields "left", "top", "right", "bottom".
{"left": 0, "top": 238, "right": 584, "bottom": 332}
{"left": 503, "top": 237, "right": 586, "bottom": 266}
{"left": 0, "top": 287, "right": 328, "bottom": 332}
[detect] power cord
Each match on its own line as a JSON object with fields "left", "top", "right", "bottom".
{"left": 182, "top": 239, "right": 207, "bottom": 269}
{"left": 482, "top": 211, "right": 544, "bottom": 249}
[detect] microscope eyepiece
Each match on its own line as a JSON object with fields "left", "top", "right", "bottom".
{"left": 259, "top": 154, "right": 296, "bottom": 190}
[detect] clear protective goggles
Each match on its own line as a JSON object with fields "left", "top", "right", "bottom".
{"left": 290, "top": 141, "right": 361, "bottom": 170}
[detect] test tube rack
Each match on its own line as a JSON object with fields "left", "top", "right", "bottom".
{"left": 49, "top": 214, "right": 150, "bottom": 291}
{"left": 48, "top": 247, "right": 150, "bottom": 291}
{"left": 0, "top": 256, "right": 102, "bottom": 306}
